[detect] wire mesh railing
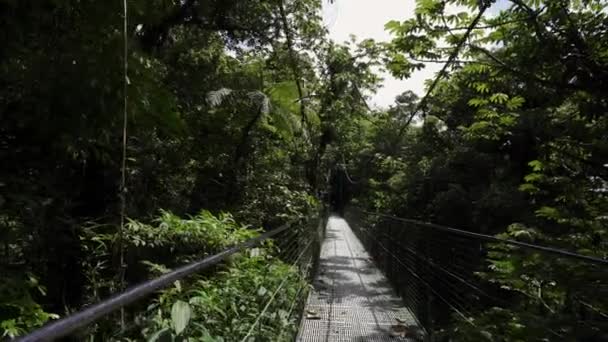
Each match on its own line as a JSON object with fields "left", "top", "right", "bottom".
{"left": 17, "top": 210, "right": 327, "bottom": 342}
{"left": 346, "top": 207, "right": 608, "bottom": 341}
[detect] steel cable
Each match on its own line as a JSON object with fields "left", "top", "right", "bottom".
{"left": 17, "top": 224, "right": 292, "bottom": 342}
{"left": 360, "top": 209, "right": 608, "bottom": 265}
{"left": 240, "top": 239, "right": 314, "bottom": 342}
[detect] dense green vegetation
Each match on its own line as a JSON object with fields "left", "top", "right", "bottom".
{"left": 1, "top": 0, "right": 607, "bottom": 340}
{"left": 345, "top": 0, "right": 608, "bottom": 340}
{"left": 0, "top": 0, "right": 371, "bottom": 339}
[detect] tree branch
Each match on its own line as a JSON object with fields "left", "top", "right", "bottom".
{"left": 140, "top": 0, "right": 198, "bottom": 51}
{"left": 432, "top": 17, "right": 527, "bottom": 33}
{"left": 509, "top": 0, "right": 550, "bottom": 43}
{"left": 467, "top": 44, "right": 572, "bottom": 89}
{"left": 278, "top": 0, "right": 308, "bottom": 131}
{"left": 394, "top": 3, "right": 491, "bottom": 140}
{"left": 410, "top": 57, "right": 494, "bottom": 66}
{"left": 353, "top": 84, "right": 371, "bottom": 112}
{"left": 140, "top": 0, "right": 273, "bottom": 51}
{"left": 234, "top": 102, "right": 266, "bottom": 168}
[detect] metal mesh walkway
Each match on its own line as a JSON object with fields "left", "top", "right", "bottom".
{"left": 297, "top": 216, "right": 421, "bottom": 342}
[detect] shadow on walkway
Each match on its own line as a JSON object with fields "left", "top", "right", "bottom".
{"left": 297, "top": 216, "right": 421, "bottom": 342}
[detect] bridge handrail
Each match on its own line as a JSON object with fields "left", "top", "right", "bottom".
{"left": 359, "top": 208, "right": 608, "bottom": 266}
{"left": 17, "top": 223, "right": 293, "bottom": 342}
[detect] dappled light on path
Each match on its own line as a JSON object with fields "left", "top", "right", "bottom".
{"left": 297, "top": 216, "right": 421, "bottom": 342}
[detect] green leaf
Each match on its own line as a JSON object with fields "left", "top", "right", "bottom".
{"left": 148, "top": 327, "right": 173, "bottom": 342}
{"left": 468, "top": 121, "right": 491, "bottom": 131}
{"left": 490, "top": 259, "right": 515, "bottom": 273}
{"left": 535, "top": 206, "right": 560, "bottom": 220}
{"left": 415, "top": 0, "right": 442, "bottom": 15}
{"left": 1, "top": 319, "right": 22, "bottom": 339}
{"left": 171, "top": 300, "right": 191, "bottom": 335}
{"left": 506, "top": 96, "right": 525, "bottom": 110}
{"left": 489, "top": 93, "right": 508, "bottom": 104}
{"left": 384, "top": 20, "right": 401, "bottom": 33}
{"left": 268, "top": 81, "right": 299, "bottom": 114}
{"left": 528, "top": 160, "right": 543, "bottom": 172}
{"left": 202, "top": 334, "right": 220, "bottom": 342}
{"left": 468, "top": 98, "right": 488, "bottom": 107}
{"left": 518, "top": 183, "right": 539, "bottom": 194}
{"left": 498, "top": 115, "right": 517, "bottom": 126}
{"left": 523, "top": 172, "right": 543, "bottom": 183}
{"left": 472, "top": 82, "right": 490, "bottom": 94}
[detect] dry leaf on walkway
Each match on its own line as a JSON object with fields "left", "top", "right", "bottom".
{"left": 306, "top": 311, "right": 321, "bottom": 320}
{"left": 390, "top": 324, "right": 408, "bottom": 338}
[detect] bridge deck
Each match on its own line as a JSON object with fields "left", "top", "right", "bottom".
{"left": 297, "top": 216, "right": 420, "bottom": 342}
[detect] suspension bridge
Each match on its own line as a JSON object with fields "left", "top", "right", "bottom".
{"left": 297, "top": 216, "right": 419, "bottom": 342}
{"left": 16, "top": 205, "right": 608, "bottom": 341}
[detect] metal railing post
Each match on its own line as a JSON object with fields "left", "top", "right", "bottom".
{"left": 424, "top": 233, "right": 434, "bottom": 342}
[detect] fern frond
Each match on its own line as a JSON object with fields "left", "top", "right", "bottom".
{"left": 206, "top": 88, "right": 234, "bottom": 107}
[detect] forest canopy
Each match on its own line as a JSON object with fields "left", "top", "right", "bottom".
{"left": 1, "top": 0, "right": 607, "bottom": 340}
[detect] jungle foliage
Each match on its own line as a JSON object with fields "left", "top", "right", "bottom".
{"left": 343, "top": 0, "right": 608, "bottom": 340}
{"left": 0, "top": 0, "right": 374, "bottom": 339}
{"left": 1, "top": 0, "right": 607, "bottom": 340}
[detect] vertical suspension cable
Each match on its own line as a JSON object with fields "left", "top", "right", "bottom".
{"left": 119, "top": 0, "right": 129, "bottom": 329}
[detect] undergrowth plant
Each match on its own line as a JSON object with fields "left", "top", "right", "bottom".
{"left": 143, "top": 253, "right": 306, "bottom": 342}
{"left": 75, "top": 210, "right": 307, "bottom": 341}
